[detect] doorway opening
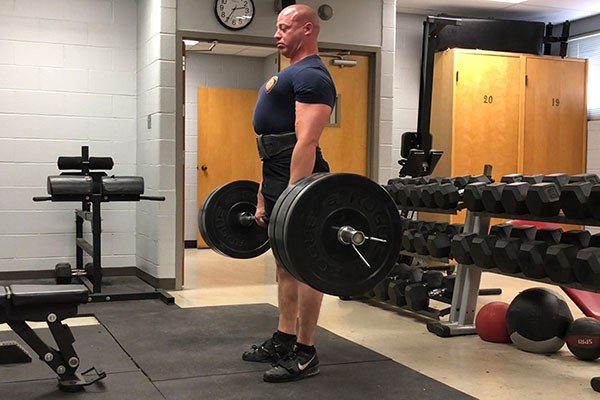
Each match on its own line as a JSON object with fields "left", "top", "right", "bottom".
{"left": 178, "top": 37, "right": 375, "bottom": 294}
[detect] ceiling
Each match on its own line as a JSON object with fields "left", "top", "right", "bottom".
{"left": 186, "top": 41, "right": 277, "bottom": 58}
{"left": 396, "top": 0, "right": 600, "bottom": 23}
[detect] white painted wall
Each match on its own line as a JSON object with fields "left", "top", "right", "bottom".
{"left": 393, "top": 13, "right": 423, "bottom": 178}
{"left": 136, "top": 0, "right": 177, "bottom": 280}
{"left": 0, "top": 0, "right": 137, "bottom": 272}
{"left": 178, "top": 0, "right": 382, "bottom": 47}
{"left": 184, "top": 53, "right": 269, "bottom": 241}
{"left": 263, "top": 53, "right": 279, "bottom": 82}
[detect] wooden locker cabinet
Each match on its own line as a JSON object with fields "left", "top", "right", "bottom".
{"left": 428, "top": 48, "right": 587, "bottom": 223}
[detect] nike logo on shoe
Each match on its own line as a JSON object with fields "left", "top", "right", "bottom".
{"left": 297, "top": 354, "right": 316, "bottom": 371}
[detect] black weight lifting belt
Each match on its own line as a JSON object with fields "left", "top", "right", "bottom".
{"left": 256, "top": 132, "right": 297, "bottom": 161}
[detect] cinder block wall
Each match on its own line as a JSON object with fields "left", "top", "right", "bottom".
{"left": 135, "top": 0, "right": 177, "bottom": 282}
{"left": 0, "top": 0, "right": 137, "bottom": 272}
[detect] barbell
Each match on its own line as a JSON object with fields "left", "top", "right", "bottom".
{"left": 199, "top": 173, "right": 403, "bottom": 297}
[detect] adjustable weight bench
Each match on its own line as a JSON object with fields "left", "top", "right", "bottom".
{"left": 0, "top": 284, "right": 106, "bottom": 391}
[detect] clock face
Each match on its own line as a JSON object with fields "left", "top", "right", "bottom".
{"left": 214, "top": 0, "right": 255, "bottom": 30}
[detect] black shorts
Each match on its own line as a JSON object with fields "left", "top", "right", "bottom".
{"left": 262, "top": 147, "right": 330, "bottom": 220}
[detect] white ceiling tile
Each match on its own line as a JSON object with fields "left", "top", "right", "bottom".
{"left": 525, "top": 0, "right": 600, "bottom": 12}
{"left": 396, "top": 0, "right": 599, "bottom": 23}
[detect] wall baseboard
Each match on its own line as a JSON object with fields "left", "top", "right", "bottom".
{"left": 136, "top": 268, "right": 176, "bottom": 290}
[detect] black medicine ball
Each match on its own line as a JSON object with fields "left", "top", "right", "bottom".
{"left": 506, "top": 287, "right": 573, "bottom": 354}
{"left": 565, "top": 317, "right": 600, "bottom": 361}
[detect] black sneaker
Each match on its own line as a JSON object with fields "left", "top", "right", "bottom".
{"left": 242, "top": 334, "right": 294, "bottom": 363}
{"left": 263, "top": 346, "right": 320, "bottom": 383}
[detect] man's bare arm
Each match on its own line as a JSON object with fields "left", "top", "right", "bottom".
{"left": 289, "top": 102, "right": 332, "bottom": 184}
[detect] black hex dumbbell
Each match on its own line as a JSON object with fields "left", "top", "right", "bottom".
{"left": 405, "top": 270, "right": 446, "bottom": 311}
{"left": 388, "top": 278, "right": 410, "bottom": 307}
{"left": 480, "top": 174, "right": 523, "bottom": 214}
{"left": 426, "top": 224, "right": 464, "bottom": 259}
{"left": 410, "top": 179, "right": 444, "bottom": 207}
{"left": 402, "top": 222, "right": 434, "bottom": 253}
{"left": 570, "top": 173, "right": 600, "bottom": 184}
{"left": 575, "top": 238, "right": 600, "bottom": 290}
{"left": 463, "top": 182, "right": 488, "bottom": 212}
{"left": 526, "top": 173, "right": 571, "bottom": 217}
{"left": 501, "top": 173, "right": 524, "bottom": 183}
{"left": 493, "top": 225, "right": 537, "bottom": 274}
{"left": 396, "top": 262, "right": 423, "bottom": 283}
{"left": 451, "top": 232, "right": 478, "bottom": 265}
{"left": 422, "top": 270, "right": 444, "bottom": 289}
{"left": 481, "top": 183, "right": 508, "bottom": 213}
{"left": 372, "top": 261, "right": 406, "bottom": 302}
{"left": 420, "top": 178, "right": 454, "bottom": 208}
{"left": 404, "top": 283, "right": 430, "bottom": 311}
{"left": 414, "top": 223, "right": 448, "bottom": 255}
{"left": 559, "top": 174, "right": 599, "bottom": 219}
{"left": 470, "top": 223, "right": 514, "bottom": 268}
{"left": 499, "top": 175, "right": 542, "bottom": 215}
{"left": 397, "top": 184, "right": 416, "bottom": 207}
{"left": 382, "top": 182, "right": 404, "bottom": 204}
{"left": 388, "top": 177, "right": 416, "bottom": 186}
{"left": 441, "top": 275, "right": 456, "bottom": 297}
{"left": 544, "top": 230, "right": 592, "bottom": 284}
{"left": 518, "top": 227, "right": 563, "bottom": 279}
{"left": 434, "top": 175, "right": 491, "bottom": 210}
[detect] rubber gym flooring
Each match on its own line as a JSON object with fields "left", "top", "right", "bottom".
{"left": 0, "top": 300, "right": 476, "bottom": 399}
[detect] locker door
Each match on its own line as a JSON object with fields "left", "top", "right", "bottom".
{"left": 453, "top": 52, "right": 522, "bottom": 182}
{"left": 522, "top": 58, "right": 587, "bottom": 175}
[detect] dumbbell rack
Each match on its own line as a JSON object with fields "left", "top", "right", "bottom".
{"left": 398, "top": 204, "right": 600, "bottom": 338}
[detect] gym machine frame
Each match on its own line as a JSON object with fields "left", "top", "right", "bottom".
{"left": 34, "top": 146, "right": 174, "bottom": 304}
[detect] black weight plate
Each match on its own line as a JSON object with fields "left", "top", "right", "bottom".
{"left": 199, "top": 180, "right": 269, "bottom": 259}
{"left": 268, "top": 182, "right": 303, "bottom": 280}
{"left": 269, "top": 175, "right": 322, "bottom": 282}
{"left": 278, "top": 173, "right": 403, "bottom": 297}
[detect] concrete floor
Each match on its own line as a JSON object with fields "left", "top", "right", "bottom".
{"left": 173, "top": 248, "right": 599, "bottom": 400}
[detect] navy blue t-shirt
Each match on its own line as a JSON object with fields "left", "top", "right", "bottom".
{"left": 253, "top": 55, "right": 336, "bottom": 135}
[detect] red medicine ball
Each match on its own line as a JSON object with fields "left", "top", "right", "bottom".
{"left": 476, "top": 301, "right": 511, "bottom": 343}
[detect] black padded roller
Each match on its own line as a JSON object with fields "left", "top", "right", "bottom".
{"left": 47, "top": 176, "right": 93, "bottom": 196}
{"left": 101, "top": 176, "right": 144, "bottom": 195}
{"left": 58, "top": 156, "right": 114, "bottom": 171}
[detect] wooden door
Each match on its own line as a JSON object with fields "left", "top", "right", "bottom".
{"left": 522, "top": 58, "right": 587, "bottom": 175}
{"left": 452, "top": 51, "right": 522, "bottom": 182}
{"left": 280, "top": 55, "right": 370, "bottom": 175}
{"left": 196, "top": 87, "right": 262, "bottom": 247}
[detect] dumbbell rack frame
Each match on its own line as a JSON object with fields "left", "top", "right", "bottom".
{"left": 398, "top": 204, "right": 600, "bottom": 338}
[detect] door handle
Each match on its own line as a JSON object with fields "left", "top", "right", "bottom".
{"left": 200, "top": 164, "right": 208, "bottom": 172}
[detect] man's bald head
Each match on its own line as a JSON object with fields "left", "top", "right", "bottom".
{"left": 275, "top": 4, "right": 321, "bottom": 62}
{"left": 280, "top": 4, "right": 320, "bottom": 34}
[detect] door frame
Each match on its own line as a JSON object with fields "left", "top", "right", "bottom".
{"left": 175, "top": 29, "right": 381, "bottom": 290}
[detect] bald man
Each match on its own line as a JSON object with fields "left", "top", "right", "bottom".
{"left": 242, "top": 4, "right": 336, "bottom": 383}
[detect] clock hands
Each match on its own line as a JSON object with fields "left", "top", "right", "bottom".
{"left": 226, "top": 6, "right": 244, "bottom": 22}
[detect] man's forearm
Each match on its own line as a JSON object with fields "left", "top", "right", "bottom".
{"left": 257, "top": 183, "right": 265, "bottom": 208}
{"left": 289, "top": 141, "right": 317, "bottom": 184}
